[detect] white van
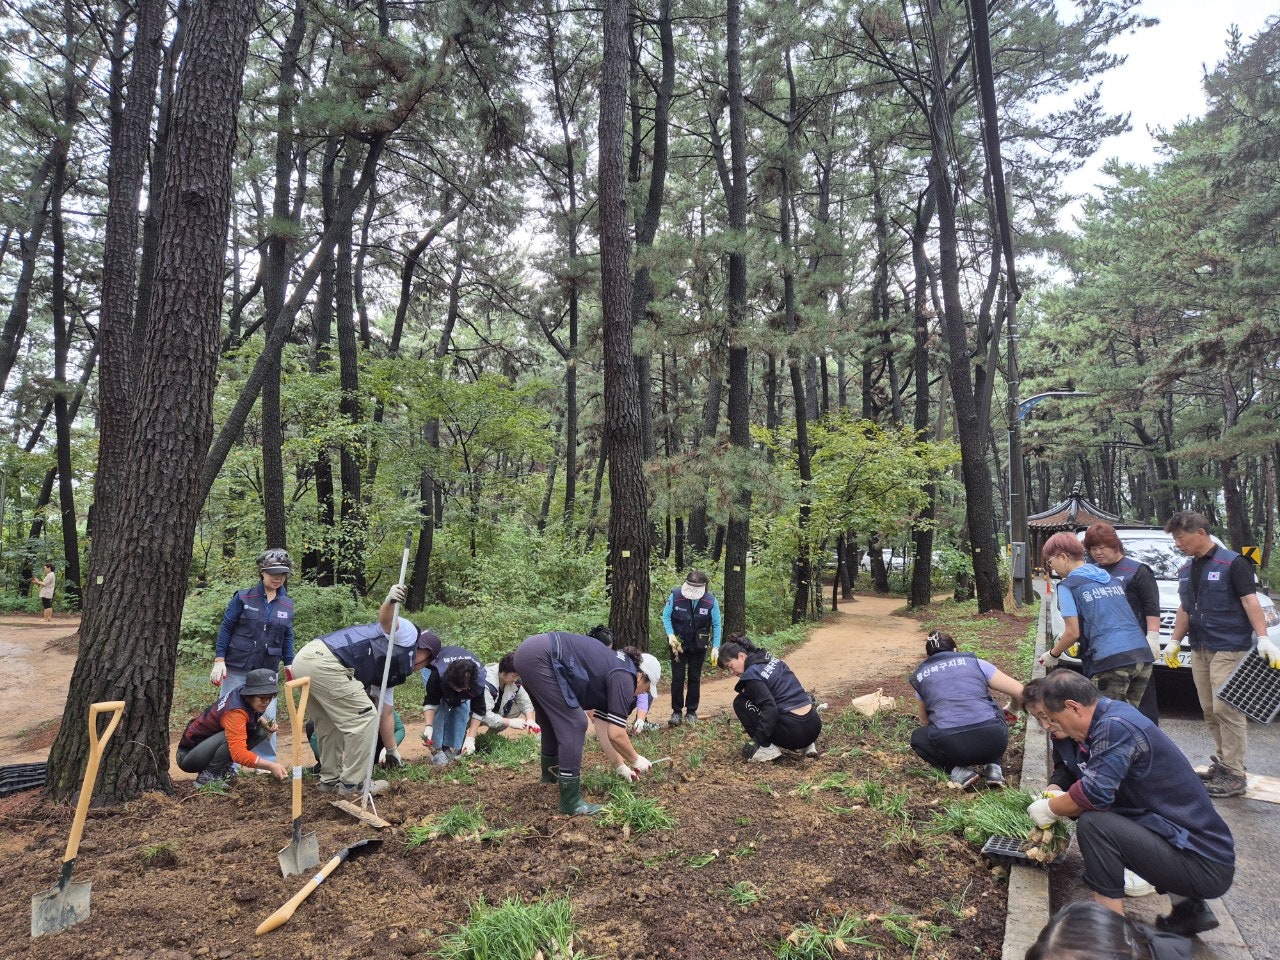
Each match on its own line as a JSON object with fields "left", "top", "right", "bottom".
{"left": 1048, "top": 527, "right": 1280, "bottom": 671}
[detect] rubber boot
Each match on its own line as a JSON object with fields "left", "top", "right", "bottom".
{"left": 540, "top": 754, "right": 560, "bottom": 784}
{"left": 557, "top": 774, "right": 603, "bottom": 816}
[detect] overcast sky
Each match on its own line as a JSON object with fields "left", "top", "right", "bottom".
{"left": 1063, "top": 0, "right": 1276, "bottom": 203}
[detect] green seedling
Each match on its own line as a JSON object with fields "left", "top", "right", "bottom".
{"left": 775, "top": 913, "right": 877, "bottom": 959}
{"left": 580, "top": 768, "right": 615, "bottom": 796}
{"left": 139, "top": 841, "right": 179, "bottom": 867}
{"left": 600, "top": 785, "right": 676, "bottom": 837}
{"left": 406, "top": 802, "right": 521, "bottom": 848}
{"left": 878, "top": 911, "right": 952, "bottom": 956}
{"left": 686, "top": 850, "right": 719, "bottom": 868}
{"left": 725, "top": 880, "right": 762, "bottom": 905}
{"left": 437, "top": 895, "right": 590, "bottom": 960}
{"left": 733, "top": 815, "right": 752, "bottom": 827}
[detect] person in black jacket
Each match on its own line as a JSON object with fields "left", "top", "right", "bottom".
{"left": 1026, "top": 901, "right": 1190, "bottom": 960}
{"left": 718, "top": 633, "right": 820, "bottom": 762}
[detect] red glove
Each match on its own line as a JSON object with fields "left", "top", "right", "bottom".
{"left": 285, "top": 665, "right": 294, "bottom": 682}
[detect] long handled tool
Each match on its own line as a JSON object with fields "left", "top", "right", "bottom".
{"left": 31, "top": 700, "right": 125, "bottom": 938}
{"left": 277, "top": 677, "right": 321, "bottom": 877}
{"left": 256, "top": 838, "right": 382, "bottom": 935}
{"left": 330, "top": 531, "right": 411, "bottom": 830}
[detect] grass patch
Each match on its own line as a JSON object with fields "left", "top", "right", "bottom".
{"left": 139, "top": 841, "right": 179, "bottom": 867}
{"left": 599, "top": 784, "right": 677, "bottom": 836}
{"left": 725, "top": 880, "right": 763, "bottom": 905}
{"left": 776, "top": 913, "right": 878, "bottom": 958}
{"left": 405, "top": 803, "right": 526, "bottom": 847}
{"left": 437, "top": 895, "right": 589, "bottom": 960}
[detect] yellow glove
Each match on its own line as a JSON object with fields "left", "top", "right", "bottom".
{"left": 1257, "top": 637, "right": 1280, "bottom": 669}
{"left": 667, "top": 634, "right": 682, "bottom": 659}
{"left": 1161, "top": 639, "right": 1181, "bottom": 669}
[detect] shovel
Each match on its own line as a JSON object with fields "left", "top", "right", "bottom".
{"left": 31, "top": 700, "right": 125, "bottom": 938}
{"left": 256, "top": 838, "right": 382, "bottom": 934}
{"left": 277, "top": 677, "right": 321, "bottom": 877}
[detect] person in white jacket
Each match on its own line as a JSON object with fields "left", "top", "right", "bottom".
{"left": 477, "top": 654, "right": 540, "bottom": 736}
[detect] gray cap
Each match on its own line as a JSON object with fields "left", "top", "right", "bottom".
{"left": 240, "top": 668, "right": 280, "bottom": 697}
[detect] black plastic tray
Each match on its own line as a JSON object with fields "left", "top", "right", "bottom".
{"left": 981, "top": 834, "right": 1054, "bottom": 869}
{"left": 0, "top": 762, "right": 47, "bottom": 797}
{"left": 1216, "top": 651, "right": 1280, "bottom": 724}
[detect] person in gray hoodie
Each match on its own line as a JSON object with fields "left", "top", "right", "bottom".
{"left": 1041, "top": 532, "right": 1154, "bottom": 709}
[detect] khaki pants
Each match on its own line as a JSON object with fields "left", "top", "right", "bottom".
{"left": 1190, "top": 647, "right": 1248, "bottom": 776}
{"left": 291, "top": 640, "right": 378, "bottom": 787}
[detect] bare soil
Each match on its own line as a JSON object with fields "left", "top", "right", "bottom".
{"left": 0, "top": 599, "right": 1032, "bottom": 960}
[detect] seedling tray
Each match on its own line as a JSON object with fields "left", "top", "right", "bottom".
{"left": 981, "top": 835, "right": 1053, "bottom": 869}
{"left": 0, "top": 762, "right": 47, "bottom": 797}
{"left": 1216, "top": 651, "right": 1280, "bottom": 724}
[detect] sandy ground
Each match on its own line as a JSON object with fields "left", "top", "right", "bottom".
{"left": 0, "top": 594, "right": 930, "bottom": 774}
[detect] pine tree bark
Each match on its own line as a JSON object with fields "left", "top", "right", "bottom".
{"left": 47, "top": 0, "right": 257, "bottom": 803}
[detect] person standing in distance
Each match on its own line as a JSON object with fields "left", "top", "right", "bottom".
{"left": 209, "top": 548, "right": 295, "bottom": 767}
{"left": 1163, "top": 510, "right": 1275, "bottom": 798}
{"left": 662, "top": 569, "right": 721, "bottom": 726}
{"left": 32, "top": 563, "right": 56, "bottom": 624}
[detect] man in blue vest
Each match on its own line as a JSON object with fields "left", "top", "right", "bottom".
{"left": 1026, "top": 670, "right": 1234, "bottom": 938}
{"left": 291, "top": 584, "right": 434, "bottom": 798}
{"left": 1164, "top": 511, "right": 1272, "bottom": 798}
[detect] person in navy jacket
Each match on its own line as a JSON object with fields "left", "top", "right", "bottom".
{"left": 718, "top": 633, "right": 821, "bottom": 762}
{"left": 661, "top": 570, "right": 722, "bottom": 726}
{"left": 209, "top": 548, "right": 296, "bottom": 764}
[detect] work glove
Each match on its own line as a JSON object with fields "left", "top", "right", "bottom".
{"left": 667, "top": 633, "right": 682, "bottom": 659}
{"left": 632, "top": 755, "right": 652, "bottom": 774}
{"left": 631, "top": 715, "right": 647, "bottom": 735}
{"left": 460, "top": 736, "right": 476, "bottom": 756}
{"left": 1027, "top": 797, "right": 1060, "bottom": 828}
{"left": 709, "top": 646, "right": 721, "bottom": 668}
{"left": 1161, "top": 639, "right": 1181, "bottom": 669}
{"left": 421, "top": 724, "right": 434, "bottom": 747}
{"left": 381, "top": 747, "right": 403, "bottom": 769}
{"left": 1257, "top": 637, "right": 1280, "bottom": 669}
{"left": 284, "top": 665, "right": 294, "bottom": 682}
{"left": 1002, "top": 706, "right": 1019, "bottom": 725}
{"left": 1042, "top": 787, "right": 1065, "bottom": 798}
{"left": 1145, "top": 630, "right": 1161, "bottom": 659}
{"left": 385, "top": 583, "right": 407, "bottom": 606}
{"left": 209, "top": 660, "right": 227, "bottom": 686}
{"left": 506, "top": 717, "right": 527, "bottom": 730}
{"left": 615, "top": 763, "right": 639, "bottom": 782}
{"left": 1038, "top": 651, "right": 1059, "bottom": 669}
{"left": 526, "top": 721, "right": 541, "bottom": 735}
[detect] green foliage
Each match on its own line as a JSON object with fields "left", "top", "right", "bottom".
{"left": 404, "top": 803, "right": 525, "bottom": 847}
{"left": 724, "top": 880, "right": 763, "bottom": 906}
{"left": 775, "top": 913, "right": 877, "bottom": 959}
{"left": 599, "top": 783, "right": 677, "bottom": 836}
{"left": 437, "top": 896, "right": 589, "bottom": 960}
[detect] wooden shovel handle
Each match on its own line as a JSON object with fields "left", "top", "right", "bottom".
{"left": 284, "top": 677, "right": 310, "bottom": 821}
{"left": 63, "top": 701, "right": 126, "bottom": 866}
{"left": 255, "top": 850, "right": 342, "bottom": 935}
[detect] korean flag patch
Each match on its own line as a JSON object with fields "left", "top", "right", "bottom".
{"left": 1207, "top": 571, "right": 1222, "bottom": 581}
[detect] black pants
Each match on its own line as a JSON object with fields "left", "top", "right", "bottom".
{"left": 176, "top": 727, "right": 269, "bottom": 774}
{"left": 909, "top": 718, "right": 1007, "bottom": 771}
{"left": 670, "top": 644, "right": 707, "bottom": 714}
{"left": 733, "top": 695, "right": 822, "bottom": 749}
{"left": 1077, "top": 810, "right": 1234, "bottom": 901}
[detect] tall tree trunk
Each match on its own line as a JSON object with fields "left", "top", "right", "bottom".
{"left": 49, "top": 0, "right": 256, "bottom": 803}
{"left": 334, "top": 146, "right": 366, "bottom": 591}
{"left": 909, "top": 189, "right": 939, "bottom": 609}
{"left": 601, "top": 0, "right": 651, "bottom": 648}
{"left": 0, "top": 164, "right": 54, "bottom": 395}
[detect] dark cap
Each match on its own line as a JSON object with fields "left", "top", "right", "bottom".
{"left": 416, "top": 629, "right": 442, "bottom": 657}
{"left": 240, "top": 668, "right": 280, "bottom": 697}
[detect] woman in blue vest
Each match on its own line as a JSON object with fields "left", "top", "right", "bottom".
{"left": 209, "top": 548, "right": 296, "bottom": 765}
{"left": 1041, "top": 532, "right": 1154, "bottom": 709}
{"left": 718, "top": 634, "right": 821, "bottom": 762}
{"left": 662, "top": 569, "right": 722, "bottom": 726}
{"left": 177, "top": 668, "right": 288, "bottom": 785}
{"left": 513, "top": 631, "right": 659, "bottom": 816}
{"left": 910, "top": 630, "right": 1023, "bottom": 789}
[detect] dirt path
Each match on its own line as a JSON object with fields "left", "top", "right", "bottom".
{"left": 0, "top": 594, "right": 930, "bottom": 773}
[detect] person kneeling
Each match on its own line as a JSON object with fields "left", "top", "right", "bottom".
{"left": 718, "top": 634, "right": 820, "bottom": 762}
{"left": 177, "top": 668, "right": 287, "bottom": 786}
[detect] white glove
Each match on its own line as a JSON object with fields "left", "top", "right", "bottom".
{"left": 1027, "top": 797, "right": 1060, "bottom": 828}
{"left": 1257, "top": 636, "right": 1280, "bottom": 669}
{"left": 1038, "top": 651, "right": 1059, "bottom": 669}
{"left": 710, "top": 646, "right": 720, "bottom": 667}
{"left": 667, "top": 634, "right": 681, "bottom": 658}
{"left": 631, "top": 716, "right": 646, "bottom": 735}
{"left": 1161, "top": 639, "right": 1181, "bottom": 669}
{"left": 460, "top": 736, "right": 476, "bottom": 756}
{"left": 1146, "top": 630, "right": 1161, "bottom": 658}
{"left": 526, "top": 721, "right": 541, "bottom": 734}
{"left": 1042, "top": 787, "right": 1065, "bottom": 798}
{"left": 385, "top": 583, "right": 407, "bottom": 606}
{"left": 209, "top": 660, "right": 227, "bottom": 686}
{"left": 615, "top": 763, "right": 638, "bottom": 782}
{"left": 632, "top": 755, "right": 652, "bottom": 774}
{"left": 506, "top": 717, "right": 527, "bottom": 730}
{"left": 381, "top": 747, "right": 403, "bottom": 768}
{"left": 421, "top": 724, "right": 434, "bottom": 746}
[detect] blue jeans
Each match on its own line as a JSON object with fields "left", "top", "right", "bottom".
{"left": 433, "top": 699, "right": 471, "bottom": 752}
{"left": 222, "top": 669, "right": 278, "bottom": 763}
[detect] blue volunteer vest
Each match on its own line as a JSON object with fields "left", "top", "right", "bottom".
{"left": 432, "top": 646, "right": 485, "bottom": 705}
{"left": 738, "top": 653, "right": 810, "bottom": 712}
{"left": 319, "top": 621, "right": 416, "bottom": 688}
{"left": 1177, "top": 547, "right": 1254, "bottom": 652}
{"left": 1058, "top": 569, "right": 1153, "bottom": 676}
{"left": 910, "top": 651, "right": 1001, "bottom": 730}
{"left": 669, "top": 588, "right": 715, "bottom": 642}
{"left": 224, "top": 584, "right": 294, "bottom": 671}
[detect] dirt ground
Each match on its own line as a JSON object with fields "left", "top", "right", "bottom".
{"left": 0, "top": 597, "right": 1032, "bottom": 959}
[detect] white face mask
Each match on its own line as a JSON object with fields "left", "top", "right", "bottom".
{"left": 681, "top": 583, "right": 706, "bottom": 601}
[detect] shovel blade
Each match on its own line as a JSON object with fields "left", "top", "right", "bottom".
{"left": 31, "top": 880, "right": 92, "bottom": 938}
{"left": 277, "top": 830, "right": 322, "bottom": 878}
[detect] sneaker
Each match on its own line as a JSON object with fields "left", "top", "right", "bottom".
{"left": 431, "top": 749, "right": 453, "bottom": 767}
{"left": 1155, "top": 898, "right": 1220, "bottom": 937}
{"left": 336, "top": 780, "right": 389, "bottom": 799}
{"left": 983, "top": 763, "right": 1005, "bottom": 787}
{"left": 316, "top": 780, "right": 340, "bottom": 794}
{"left": 804, "top": 743, "right": 820, "bottom": 757}
{"left": 748, "top": 743, "right": 783, "bottom": 763}
{"left": 1205, "top": 771, "right": 1247, "bottom": 798}
{"left": 1197, "top": 755, "right": 1224, "bottom": 782}
{"left": 668, "top": 713, "right": 683, "bottom": 727}
{"left": 684, "top": 712, "right": 698, "bottom": 725}
{"left": 948, "top": 766, "right": 980, "bottom": 789}
{"left": 195, "top": 766, "right": 233, "bottom": 787}
{"left": 1124, "top": 869, "right": 1156, "bottom": 898}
